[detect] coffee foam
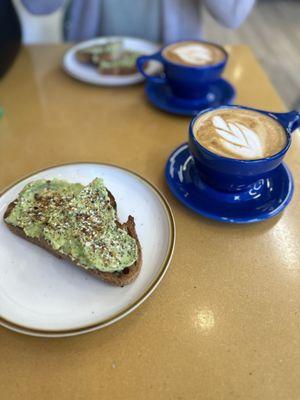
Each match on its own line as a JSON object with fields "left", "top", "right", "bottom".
{"left": 193, "top": 108, "right": 287, "bottom": 160}
{"left": 172, "top": 44, "right": 213, "bottom": 65}
{"left": 163, "top": 41, "right": 225, "bottom": 66}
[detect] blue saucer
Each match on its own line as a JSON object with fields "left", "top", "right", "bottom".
{"left": 165, "top": 143, "right": 294, "bottom": 224}
{"left": 145, "top": 79, "right": 235, "bottom": 116}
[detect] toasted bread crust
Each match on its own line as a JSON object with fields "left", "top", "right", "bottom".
{"left": 76, "top": 51, "right": 93, "bottom": 64}
{"left": 4, "top": 191, "right": 142, "bottom": 287}
{"left": 99, "top": 66, "right": 137, "bottom": 75}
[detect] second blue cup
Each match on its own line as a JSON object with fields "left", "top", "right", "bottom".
{"left": 136, "top": 40, "right": 228, "bottom": 100}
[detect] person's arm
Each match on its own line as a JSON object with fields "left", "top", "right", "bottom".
{"left": 20, "top": 0, "right": 64, "bottom": 15}
{"left": 203, "top": 0, "right": 256, "bottom": 29}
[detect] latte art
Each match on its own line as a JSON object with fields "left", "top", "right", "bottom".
{"left": 193, "top": 108, "right": 287, "bottom": 160}
{"left": 163, "top": 41, "right": 225, "bottom": 67}
{"left": 172, "top": 44, "right": 212, "bottom": 65}
{"left": 212, "top": 116, "right": 263, "bottom": 159}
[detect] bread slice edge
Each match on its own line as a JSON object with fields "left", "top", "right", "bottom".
{"left": 3, "top": 190, "right": 142, "bottom": 287}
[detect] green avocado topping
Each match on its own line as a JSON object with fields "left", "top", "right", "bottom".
{"left": 99, "top": 51, "right": 141, "bottom": 70}
{"left": 5, "top": 178, "right": 138, "bottom": 272}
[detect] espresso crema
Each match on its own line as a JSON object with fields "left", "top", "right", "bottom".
{"left": 193, "top": 108, "right": 287, "bottom": 160}
{"left": 163, "top": 41, "right": 225, "bottom": 66}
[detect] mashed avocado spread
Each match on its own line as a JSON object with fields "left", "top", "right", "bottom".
{"left": 5, "top": 178, "right": 138, "bottom": 272}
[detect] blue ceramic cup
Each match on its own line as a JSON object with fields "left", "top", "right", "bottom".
{"left": 188, "top": 105, "right": 300, "bottom": 192}
{"left": 136, "top": 40, "right": 228, "bottom": 100}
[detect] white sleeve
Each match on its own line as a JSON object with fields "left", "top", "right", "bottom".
{"left": 203, "top": 0, "right": 256, "bottom": 29}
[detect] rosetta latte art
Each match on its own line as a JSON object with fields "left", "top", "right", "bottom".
{"left": 212, "top": 116, "right": 264, "bottom": 159}
{"left": 194, "top": 108, "right": 287, "bottom": 160}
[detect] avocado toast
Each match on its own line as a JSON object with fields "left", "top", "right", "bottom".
{"left": 76, "top": 40, "right": 141, "bottom": 75}
{"left": 4, "top": 178, "right": 142, "bottom": 286}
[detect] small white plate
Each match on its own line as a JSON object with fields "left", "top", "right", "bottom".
{"left": 63, "top": 36, "right": 160, "bottom": 86}
{"left": 0, "top": 163, "right": 175, "bottom": 337}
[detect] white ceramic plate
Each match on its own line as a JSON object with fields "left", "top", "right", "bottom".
{"left": 63, "top": 36, "right": 160, "bottom": 86}
{"left": 0, "top": 163, "right": 175, "bottom": 337}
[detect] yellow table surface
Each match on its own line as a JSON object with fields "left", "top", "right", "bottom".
{"left": 0, "top": 45, "right": 300, "bottom": 400}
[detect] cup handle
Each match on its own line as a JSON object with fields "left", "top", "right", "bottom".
{"left": 272, "top": 110, "right": 300, "bottom": 134}
{"left": 136, "top": 53, "right": 167, "bottom": 84}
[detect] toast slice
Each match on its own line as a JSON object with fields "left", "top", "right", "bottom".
{"left": 4, "top": 179, "right": 142, "bottom": 287}
{"left": 98, "top": 51, "right": 141, "bottom": 75}
{"left": 76, "top": 41, "right": 123, "bottom": 65}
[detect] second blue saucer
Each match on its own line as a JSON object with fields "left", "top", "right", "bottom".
{"left": 165, "top": 143, "right": 294, "bottom": 224}
{"left": 145, "top": 78, "right": 236, "bottom": 117}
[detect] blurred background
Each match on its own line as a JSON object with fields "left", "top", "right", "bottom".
{"left": 1, "top": 0, "right": 299, "bottom": 109}
{"left": 203, "top": 0, "right": 300, "bottom": 109}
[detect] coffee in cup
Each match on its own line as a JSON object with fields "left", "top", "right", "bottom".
{"left": 162, "top": 41, "right": 225, "bottom": 67}
{"left": 193, "top": 108, "right": 287, "bottom": 160}
{"left": 136, "top": 41, "right": 228, "bottom": 99}
{"left": 189, "top": 106, "right": 300, "bottom": 192}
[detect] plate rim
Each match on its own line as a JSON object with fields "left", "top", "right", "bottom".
{"left": 0, "top": 162, "right": 176, "bottom": 337}
{"left": 62, "top": 36, "right": 160, "bottom": 86}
